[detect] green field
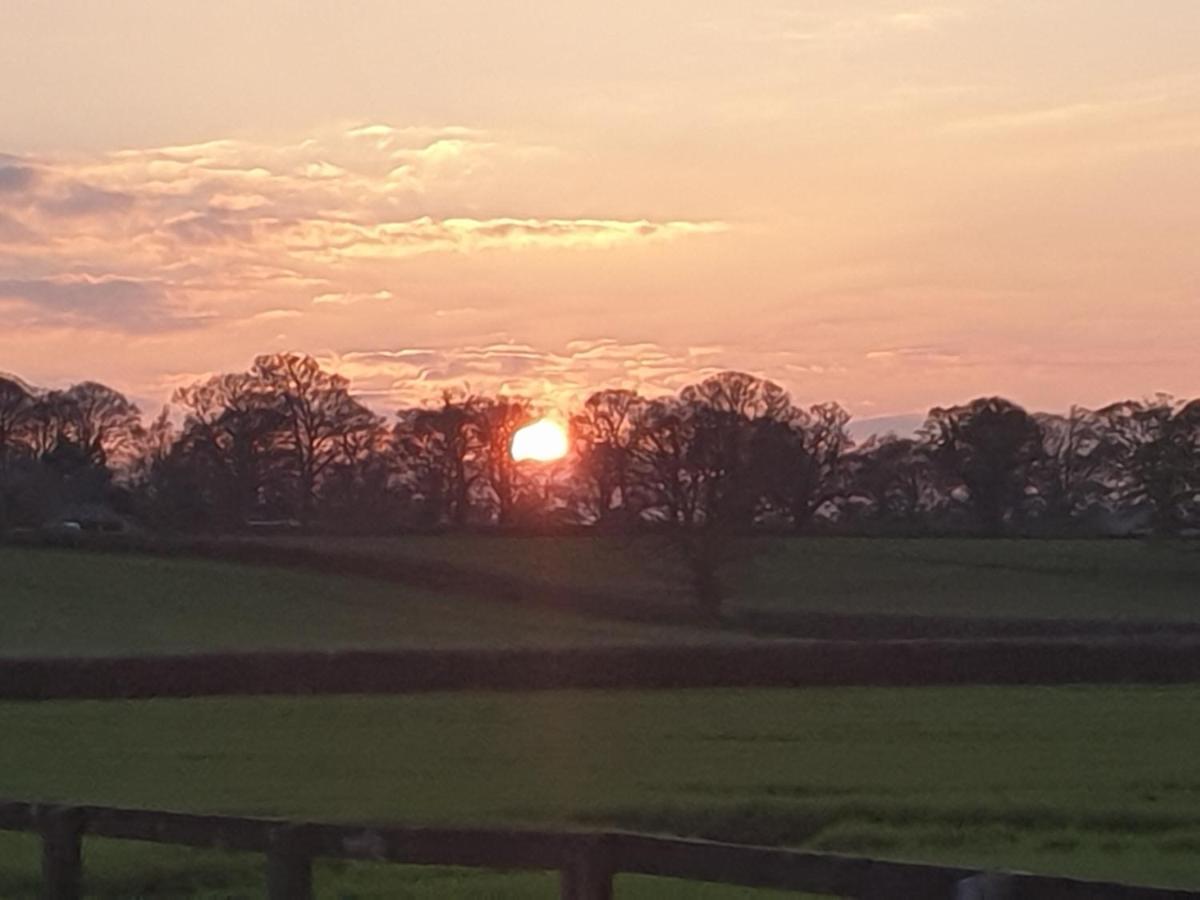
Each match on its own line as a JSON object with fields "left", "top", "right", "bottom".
{"left": 0, "top": 686, "right": 1199, "bottom": 897}
{"left": 3, "top": 542, "right": 1200, "bottom": 897}
{"left": 0, "top": 546, "right": 714, "bottom": 657}
{"left": 247, "top": 534, "right": 1200, "bottom": 622}
{"left": 10, "top": 537, "right": 1200, "bottom": 660}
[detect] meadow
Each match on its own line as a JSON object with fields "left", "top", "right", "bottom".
{"left": 240, "top": 534, "right": 1200, "bottom": 624}
{"left": 0, "top": 546, "right": 712, "bottom": 657}
{"left": 2, "top": 541, "right": 1199, "bottom": 897}
{"left": 0, "top": 686, "right": 1198, "bottom": 896}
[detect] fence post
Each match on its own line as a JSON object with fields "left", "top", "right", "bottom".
{"left": 39, "top": 806, "right": 83, "bottom": 900}
{"left": 560, "top": 836, "right": 613, "bottom": 900}
{"left": 266, "top": 824, "right": 313, "bottom": 900}
{"left": 955, "top": 873, "right": 1015, "bottom": 899}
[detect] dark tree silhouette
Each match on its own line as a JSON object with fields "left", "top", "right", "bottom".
{"left": 394, "top": 392, "right": 484, "bottom": 527}
{"left": 844, "top": 435, "right": 933, "bottom": 526}
{"left": 0, "top": 375, "right": 36, "bottom": 530}
{"left": 57, "top": 381, "right": 142, "bottom": 468}
{"left": 174, "top": 372, "right": 287, "bottom": 527}
{"left": 923, "top": 397, "right": 1043, "bottom": 535}
{"left": 636, "top": 372, "right": 798, "bottom": 615}
{"left": 250, "top": 354, "right": 385, "bottom": 523}
{"left": 472, "top": 396, "right": 533, "bottom": 526}
{"left": 1097, "top": 397, "right": 1200, "bottom": 534}
{"left": 0, "top": 375, "right": 35, "bottom": 469}
{"left": 755, "top": 402, "right": 853, "bottom": 531}
{"left": 1033, "top": 406, "right": 1114, "bottom": 527}
{"left": 571, "top": 388, "right": 644, "bottom": 526}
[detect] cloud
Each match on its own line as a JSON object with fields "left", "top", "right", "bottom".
{"left": 0, "top": 125, "right": 725, "bottom": 334}
{"left": 162, "top": 211, "right": 254, "bottom": 245}
{"left": 249, "top": 308, "right": 303, "bottom": 321}
{"left": 329, "top": 338, "right": 756, "bottom": 410}
{"left": 0, "top": 275, "right": 188, "bottom": 331}
{"left": 711, "top": 4, "right": 968, "bottom": 46}
{"left": 0, "top": 213, "right": 36, "bottom": 243}
{"left": 312, "top": 289, "right": 393, "bottom": 306}
{"left": 284, "top": 217, "right": 724, "bottom": 261}
{"left": 39, "top": 183, "right": 136, "bottom": 218}
{"left": 944, "top": 102, "right": 1110, "bottom": 134}
{"left": 0, "top": 165, "right": 38, "bottom": 194}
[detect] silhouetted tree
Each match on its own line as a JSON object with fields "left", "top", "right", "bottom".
{"left": 843, "top": 435, "right": 934, "bottom": 527}
{"left": 755, "top": 402, "right": 853, "bottom": 530}
{"left": 472, "top": 396, "right": 533, "bottom": 526}
{"left": 1097, "top": 397, "right": 1200, "bottom": 534}
{"left": 0, "top": 375, "right": 35, "bottom": 470}
{"left": 922, "top": 397, "right": 1043, "bottom": 535}
{"left": 394, "top": 392, "right": 484, "bottom": 527}
{"left": 0, "top": 375, "right": 36, "bottom": 530}
{"left": 571, "top": 388, "right": 644, "bottom": 526}
{"left": 634, "top": 372, "right": 797, "bottom": 615}
{"left": 1032, "top": 406, "right": 1115, "bottom": 527}
{"left": 250, "top": 353, "right": 385, "bottom": 522}
{"left": 174, "top": 372, "right": 287, "bottom": 527}
{"left": 57, "top": 381, "right": 142, "bottom": 468}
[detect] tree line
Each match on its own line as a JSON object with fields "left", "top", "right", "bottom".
{"left": 2, "top": 353, "right": 1198, "bottom": 543}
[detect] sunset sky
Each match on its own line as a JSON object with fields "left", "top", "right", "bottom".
{"left": 2, "top": 1, "right": 1198, "bottom": 426}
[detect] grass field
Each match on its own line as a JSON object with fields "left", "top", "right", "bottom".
{"left": 0, "top": 686, "right": 1198, "bottom": 897}
{"left": 4, "top": 542, "right": 1200, "bottom": 897}
{"left": 248, "top": 534, "right": 1200, "bottom": 622}
{"left": 0, "top": 546, "right": 713, "bottom": 657}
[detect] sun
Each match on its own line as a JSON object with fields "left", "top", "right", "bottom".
{"left": 511, "top": 418, "right": 569, "bottom": 462}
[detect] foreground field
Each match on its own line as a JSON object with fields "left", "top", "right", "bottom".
{"left": 0, "top": 547, "right": 710, "bottom": 657}
{"left": 0, "top": 686, "right": 1198, "bottom": 896}
{"left": 249, "top": 534, "right": 1200, "bottom": 623}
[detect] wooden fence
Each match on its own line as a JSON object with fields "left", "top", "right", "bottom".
{"left": 1, "top": 802, "right": 1196, "bottom": 899}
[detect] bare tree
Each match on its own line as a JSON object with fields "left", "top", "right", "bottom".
{"left": 394, "top": 392, "right": 484, "bottom": 527}
{"left": 0, "top": 375, "right": 35, "bottom": 471}
{"left": 250, "top": 353, "right": 385, "bottom": 522}
{"left": 174, "top": 372, "right": 287, "bottom": 526}
{"left": 57, "top": 381, "right": 143, "bottom": 469}
{"left": 1096, "top": 396, "right": 1200, "bottom": 534}
{"left": 922, "top": 397, "right": 1043, "bottom": 535}
{"left": 843, "top": 436, "right": 934, "bottom": 526}
{"left": 571, "top": 388, "right": 644, "bottom": 526}
{"left": 756, "top": 401, "right": 853, "bottom": 530}
{"left": 631, "top": 372, "right": 797, "bottom": 616}
{"left": 1033, "top": 406, "right": 1114, "bottom": 526}
{"left": 472, "top": 396, "right": 533, "bottom": 526}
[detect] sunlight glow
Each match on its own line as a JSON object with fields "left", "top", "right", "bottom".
{"left": 511, "top": 418, "right": 569, "bottom": 462}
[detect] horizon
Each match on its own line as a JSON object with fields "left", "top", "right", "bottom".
{"left": 2, "top": 1, "right": 1199, "bottom": 422}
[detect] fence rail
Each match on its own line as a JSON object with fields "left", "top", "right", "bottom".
{"left": 0, "top": 801, "right": 1196, "bottom": 899}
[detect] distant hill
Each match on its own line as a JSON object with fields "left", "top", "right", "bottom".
{"left": 847, "top": 412, "right": 924, "bottom": 442}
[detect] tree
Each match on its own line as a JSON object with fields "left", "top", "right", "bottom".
{"left": 249, "top": 354, "right": 385, "bottom": 522}
{"left": 756, "top": 402, "right": 853, "bottom": 531}
{"left": 1097, "top": 397, "right": 1200, "bottom": 534}
{"left": 174, "top": 372, "right": 287, "bottom": 527}
{"left": 633, "top": 372, "right": 796, "bottom": 615}
{"left": 394, "top": 392, "right": 484, "bottom": 527}
{"left": 571, "top": 389, "right": 644, "bottom": 526}
{"left": 922, "top": 397, "right": 1043, "bottom": 535}
{"left": 57, "top": 381, "right": 143, "bottom": 468}
{"left": 471, "top": 396, "right": 533, "bottom": 526}
{"left": 0, "top": 375, "right": 36, "bottom": 530}
{"left": 1032, "top": 406, "right": 1114, "bottom": 527}
{"left": 843, "top": 435, "right": 933, "bottom": 527}
{"left": 0, "top": 374, "right": 35, "bottom": 470}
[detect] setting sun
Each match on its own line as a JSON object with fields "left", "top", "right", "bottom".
{"left": 511, "top": 418, "right": 569, "bottom": 463}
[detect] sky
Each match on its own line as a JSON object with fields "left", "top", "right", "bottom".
{"left": 1, "top": 1, "right": 1198, "bottom": 426}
